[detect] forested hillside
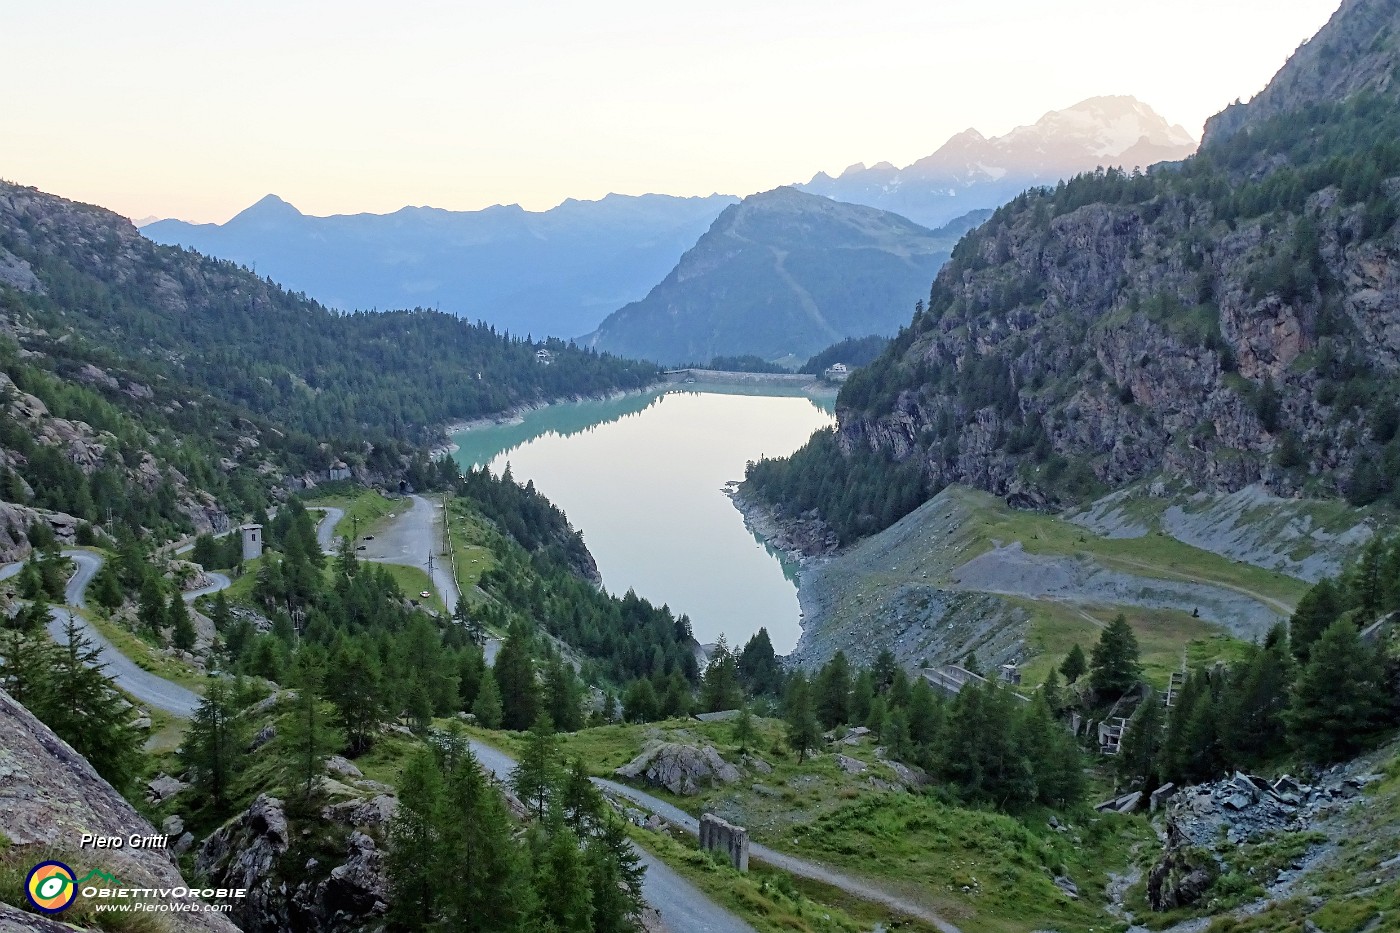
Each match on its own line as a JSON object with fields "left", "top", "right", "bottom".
{"left": 0, "top": 181, "right": 657, "bottom": 544}
{"left": 748, "top": 0, "right": 1400, "bottom": 545}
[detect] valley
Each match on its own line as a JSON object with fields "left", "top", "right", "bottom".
{"left": 5, "top": 1, "right": 1400, "bottom": 932}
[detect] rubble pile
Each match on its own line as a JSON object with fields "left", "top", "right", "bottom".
{"left": 1166, "top": 770, "right": 1377, "bottom": 847}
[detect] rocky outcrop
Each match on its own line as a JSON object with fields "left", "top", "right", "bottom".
{"left": 195, "top": 790, "right": 395, "bottom": 932}
{"left": 758, "top": 1, "right": 1400, "bottom": 538}
{"left": 0, "top": 502, "right": 79, "bottom": 563}
{"left": 0, "top": 687, "right": 238, "bottom": 932}
{"left": 615, "top": 742, "right": 743, "bottom": 796}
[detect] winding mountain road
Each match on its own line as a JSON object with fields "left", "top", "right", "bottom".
{"left": 44, "top": 550, "right": 204, "bottom": 717}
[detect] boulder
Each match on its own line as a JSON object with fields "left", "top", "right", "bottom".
{"left": 834, "top": 754, "right": 867, "bottom": 775}
{"left": 323, "top": 794, "right": 398, "bottom": 829}
{"left": 325, "top": 755, "right": 364, "bottom": 779}
{"left": 614, "top": 742, "right": 742, "bottom": 796}
{"left": 147, "top": 773, "right": 189, "bottom": 804}
{"left": 250, "top": 723, "right": 277, "bottom": 750}
{"left": 0, "top": 686, "right": 237, "bottom": 932}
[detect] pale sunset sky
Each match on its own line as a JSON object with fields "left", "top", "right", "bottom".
{"left": 3, "top": 0, "right": 1341, "bottom": 223}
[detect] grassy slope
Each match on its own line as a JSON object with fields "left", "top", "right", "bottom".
{"left": 304, "top": 486, "right": 400, "bottom": 542}
{"left": 444, "top": 497, "right": 499, "bottom": 602}
{"left": 472, "top": 716, "right": 1150, "bottom": 933}
{"left": 801, "top": 485, "right": 1309, "bottom": 690}
{"left": 950, "top": 487, "right": 1310, "bottom": 612}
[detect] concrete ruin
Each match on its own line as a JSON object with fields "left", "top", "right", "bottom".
{"left": 699, "top": 813, "right": 749, "bottom": 872}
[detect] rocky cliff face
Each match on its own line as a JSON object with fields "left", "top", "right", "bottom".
{"left": 792, "top": 0, "right": 1400, "bottom": 526}
{"left": 194, "top": 791, "right": 393, "bottom": 933}
{"left": 0, "top": 687, "right": 239, "bottom": 932}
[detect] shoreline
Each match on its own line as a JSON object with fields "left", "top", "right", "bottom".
{"left": 728, "top": 488, "right": 841, "bottom": 661}
{"left": 430, "top": 386, "right": 661, "bottom": 457}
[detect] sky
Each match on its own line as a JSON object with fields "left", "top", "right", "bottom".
{"left": 2, "top": 0, "right": 1342, "bottom": 223}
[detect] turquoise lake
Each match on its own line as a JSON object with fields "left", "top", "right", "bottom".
{"left": 451, "top": 387, "right": 835, "bottom": 653}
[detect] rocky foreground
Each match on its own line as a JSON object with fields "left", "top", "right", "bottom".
{"left": 0, "top": 687, "right": 238, "bottom": 932}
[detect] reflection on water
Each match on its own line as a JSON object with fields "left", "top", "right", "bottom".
{"left": 451, "top": 386, "right": 835, "bottom": 652}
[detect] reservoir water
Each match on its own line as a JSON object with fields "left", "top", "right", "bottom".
{"left": 451, "top": 387, "right": 835, "bottom": 653}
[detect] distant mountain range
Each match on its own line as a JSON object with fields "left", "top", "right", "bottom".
{"left": 797, "top": 96, "right": 1197, "bottom": 228}
{"left": 139, "top": 96, "right": 1193, "bottom": 344}
{"left": 141, "top": 193, "right": 736, "bottom": 339}
{"left": 582, "top": 188, "right": 986, "bottom": 365}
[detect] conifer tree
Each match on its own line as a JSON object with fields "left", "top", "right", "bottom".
{"left": 386, "top": 749, "right": 444, "bottom": 929}
{"left": 1117, "top": 688, "right": 1165, "bottom": 792}
{"left": 181, "top": 677, "right": 248, "bottom": 812}
{"left": 0, "top": 629, "right": 51, "bottom": 708}
{"left": 47, "top": 616, "right": 143, "bottom": 792}
{"left": 623, "top": 678, "right": 658, "bottom": 723}
{"left": 701, "top": 635, "right": 743, "bottom": 712}
{"left": 1041, "top": 667, "right": 1064, "bottom": 713}
{"left": 586, "top": 817, "right": 646, "bottom": 933}
{"left": 437, "top": 746, "right": 533, "bottom": 931}
{"left": 561, "top": 758, "right": 602, "bottom": 832}
{"left": 169, "top": 590, "right": 196, "bottom": 650}
{"left": 784, "top": 672, "right": 822, "bottom": 763}
{"left": 472, "top": 673, "right": 504, "bottom": 729}
{"left": 89, "top": 561, "right": 124, "bottom": 611}
{"left": 1218, "top": 633, "right": 1292, "bottom": 768}
{"left": 732, "top": 704, "right": 756, "bottom": 753}
{"left": 327, "top": 643, "right": 384, "bottom": 754}
{"left": 815, "top": 650, "right": 852, "bottom": 728}
{"left": 494, "top": 618, "right": 538, "bottom": 731}
{"left": 1090, "top": 615, "right": 1142, "bottom": 697}
{"left": 534, "top": 823, "right": 593, "bottom": 933}
{"left": 1287, "top": 618, "right": 1389, "bottom": 763}
{"left": 138, "top": 576, "right": 167, "bottom": 637}
{"left": 283, "top": 651, "right": 343, "bottom": 806}
{"left": 737, "top": 627, "right": 784, "bottom": 696}
{"left": 865, "top": 694, "right": 888, "bottom": 739}
{"left": 1289, "top": 577, "right": 1340, "bottom": 663}
{"left": 512, "top": 714, "right": 563, "bottom": 819}
{"left": 407, "top": 682, "right": 434, "bottom": 733}
{"left": 209, "top": 589, "right": 232, "bottom": 632}
{"left": 546, "top": 655, "right": 584, "bottom": 731}
{"left": 1060, "top": 643, "right": 1088, "bottom": 684}
{"left": 906, "top": 677, "right": 942, "bottom": 746}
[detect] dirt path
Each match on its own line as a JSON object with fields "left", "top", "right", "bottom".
{"left": 1096, "top": 553, "right": 1296, "bottom": 616}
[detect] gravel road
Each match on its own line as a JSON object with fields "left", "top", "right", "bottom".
{"left": 592, "top": 773, "right": 962, "bottom": 933}
{"left": 310, "top": 506, "right": 346, "bottom": 554}
{"left": 469, "top": 740, "right": 756, "bottom": 933}
{"left": 356, "top": 495, "right": 460, "bottom": 610}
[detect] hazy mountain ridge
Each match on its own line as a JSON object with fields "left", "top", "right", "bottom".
{"left": 799, "top": 95, "right": 1197, "bottom": 228}
{"left": 142, "top": 192, "right": 738, "bottom": 339}
{"left": 583, "top": 187, "right": 986, "bottom": 365}
{"left": 746, "top": 0, "right": 1400, "bottom": 546}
